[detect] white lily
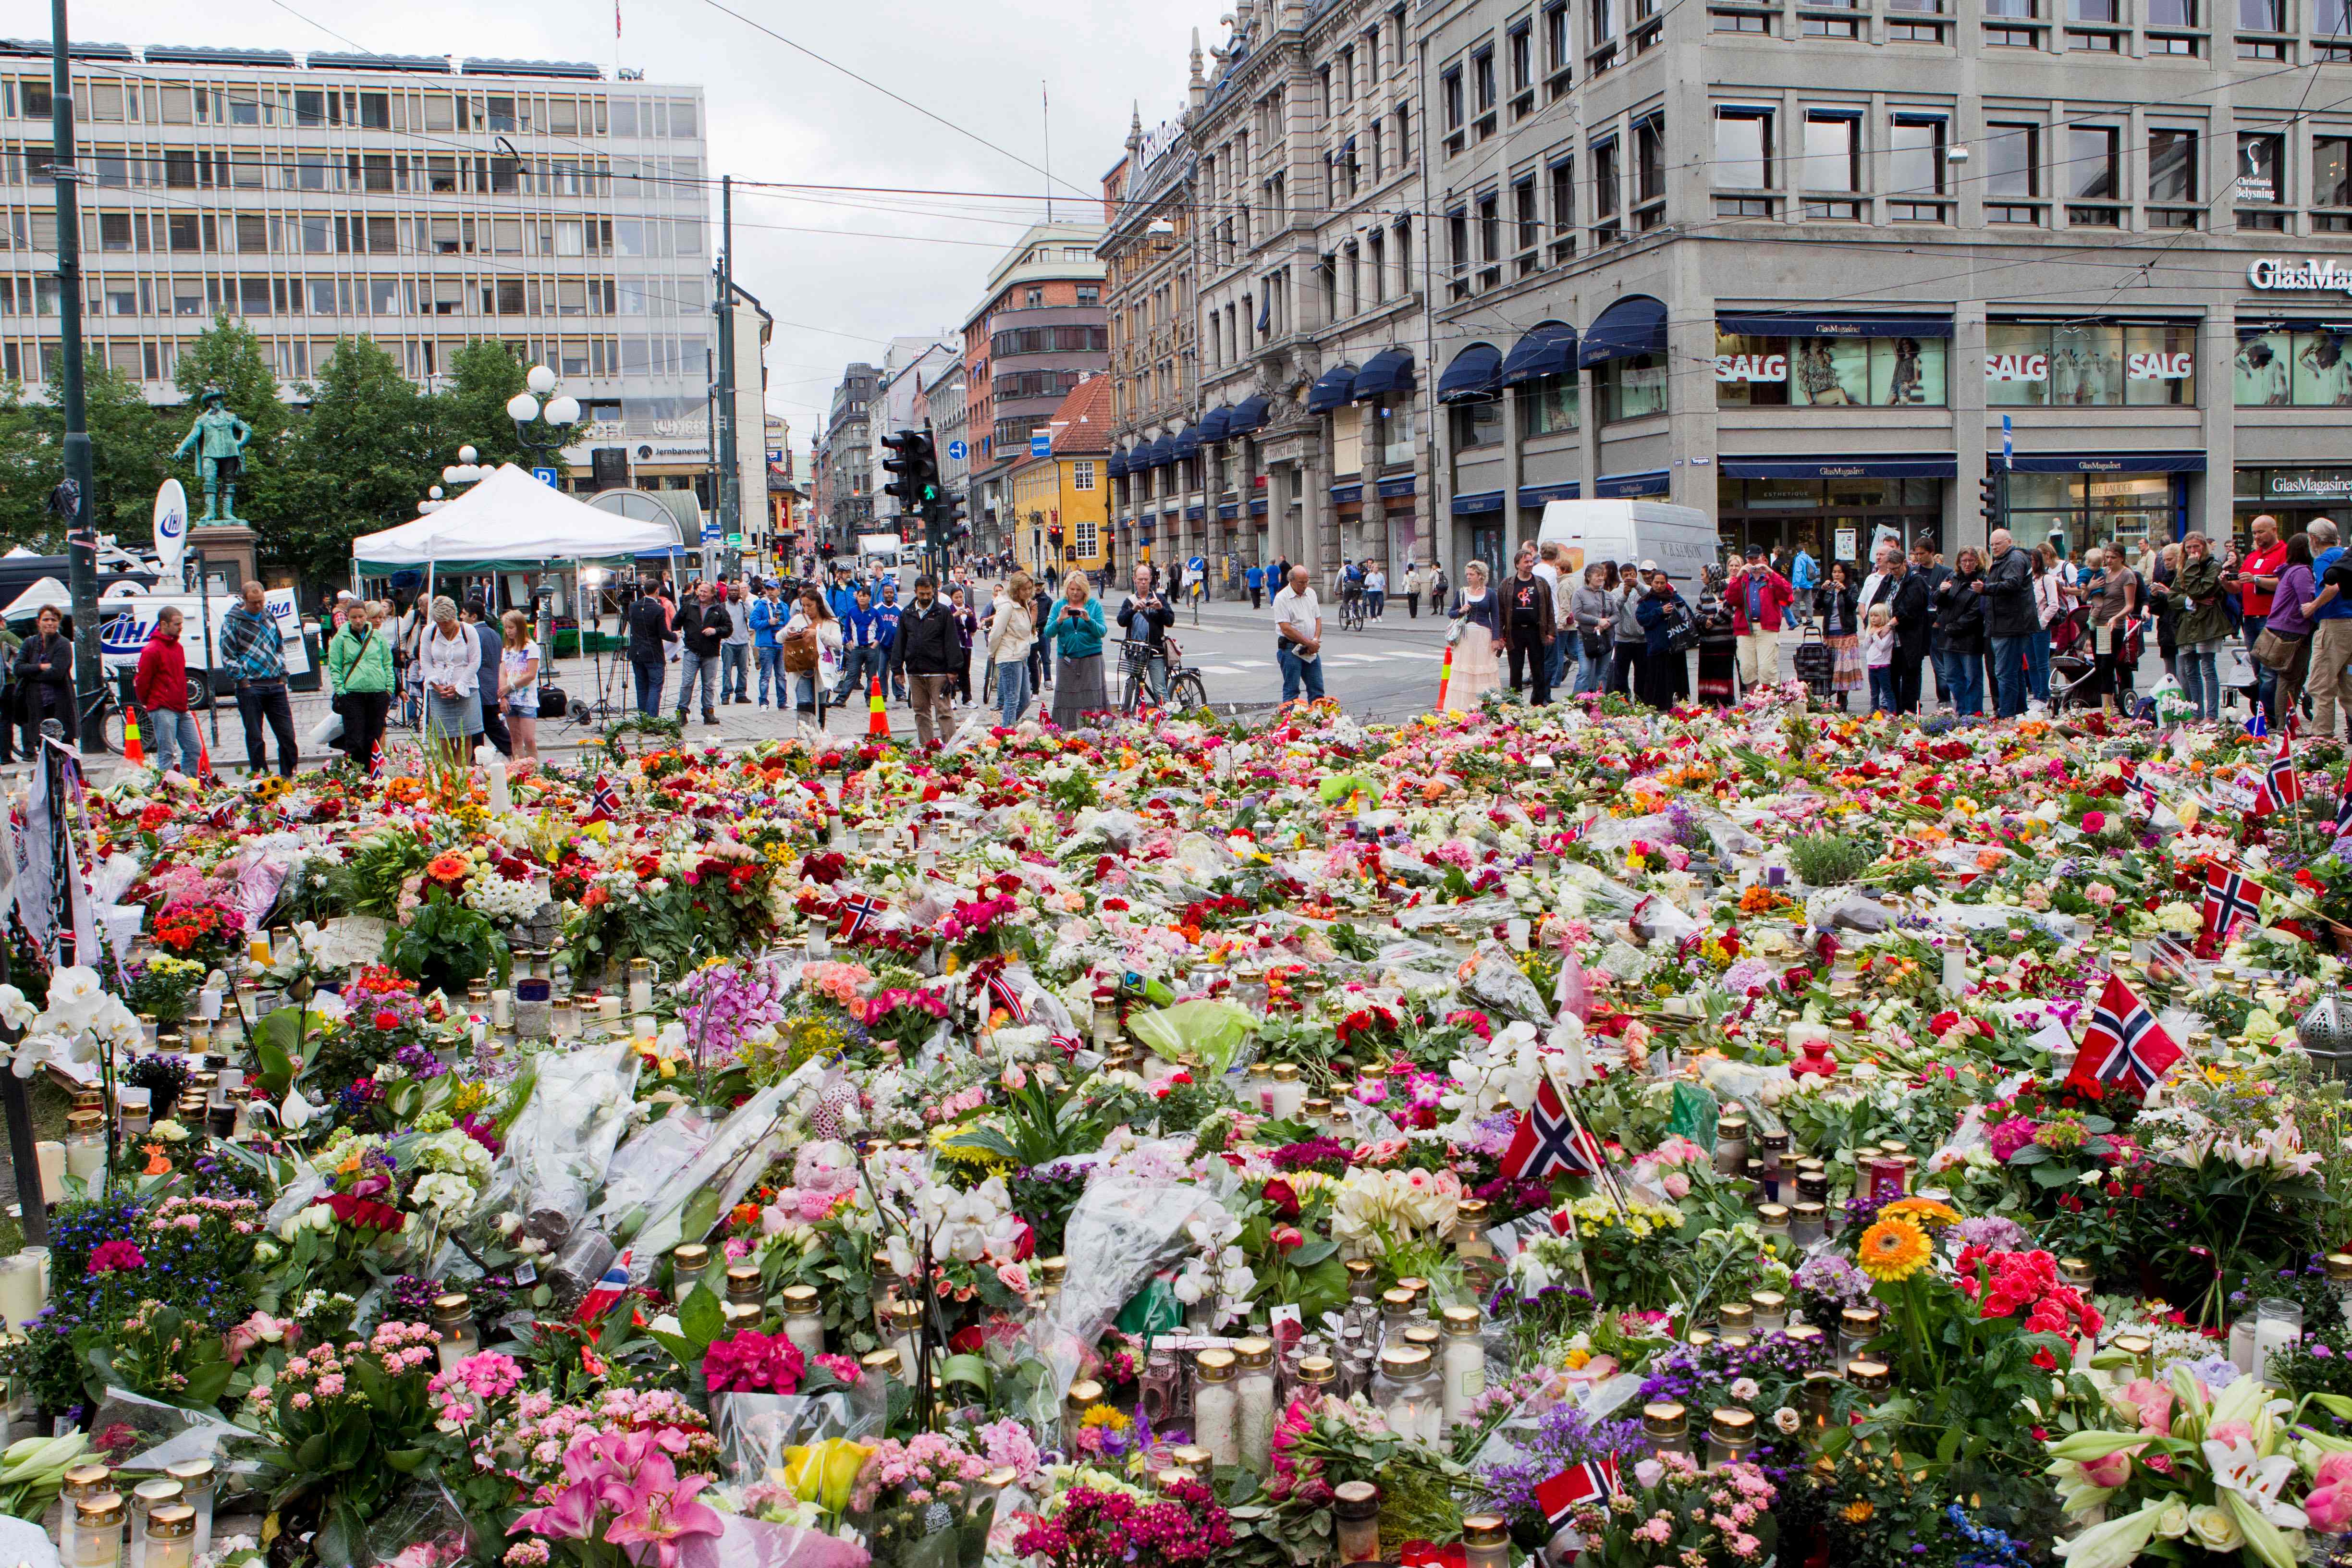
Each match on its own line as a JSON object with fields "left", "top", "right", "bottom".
{"left": 2204, "top": 1437, "right": 2309, "bottom": 1530}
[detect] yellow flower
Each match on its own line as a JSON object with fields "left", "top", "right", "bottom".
{"left": 1080, "top": 1404, "right": 1132, "bottom": 1432}
{"left": 1856, "top": 1216, "right": 1933, "bottom": 1283}
{"left": 775, "top": 1439, "right": 872, "bottom": 1513}
{"left": 1843, "top": 1500, "right": 1876, "bottom": 1524}
{"left": 1878, "top": 1197, "right": 1960, "bottom": 1227}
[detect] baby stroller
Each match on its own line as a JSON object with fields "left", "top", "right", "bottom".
{"left": 2047, "top": 602, "right": 2099, "bottom": 713}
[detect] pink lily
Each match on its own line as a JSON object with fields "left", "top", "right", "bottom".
{"left": 604, "top": 1471, "right": 725, "bottom": 1568}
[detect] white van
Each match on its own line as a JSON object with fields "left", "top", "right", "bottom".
{"left": 1536, "top": 500, "right": 1717, "bottom": 584}
{"left": 97, "top": 588, "right": 313, "bottom": 707}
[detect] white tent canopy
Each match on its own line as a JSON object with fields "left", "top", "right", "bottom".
{"left": 351, "top": 463, "right": 678, "bottom": 572}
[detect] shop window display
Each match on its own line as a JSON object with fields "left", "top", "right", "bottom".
{"left": 1714, "top": 332, "right": 1947, "bottom": 406}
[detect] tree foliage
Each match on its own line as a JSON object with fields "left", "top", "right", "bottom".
{"left": 0, "top": 322, "right": 573, "bottom": 592}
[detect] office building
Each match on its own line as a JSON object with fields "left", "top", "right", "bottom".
{"left": 962, "top": 220, "right": 1109, "bottom": 558}
{"left": 821, "top": 361, "right": 877, "bottom": 546}
{"left": 0, "top": 39, "right": 721, "bottom": 493}
{"left": 1101, "top": 98, "right": 1202, "bottom": 576}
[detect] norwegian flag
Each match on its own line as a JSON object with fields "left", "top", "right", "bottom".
{"left": 983, "top": 969, "right": 1029, "bottom": 1024}
{"left": 2122, "top": 762, "right": 2159, "bottom": 819}
{"left": 1499, "top": 1077, "right": 1606, "bottom": 1182}
{"left": 2335, "top": 775, "right": 2352, "bottom": 840}
{"left": 2253, "top": 735, "right": 2303, "bottom": 817}
{"left": 1535, "top": 1456, "right": 1624, "bottom": 1525}
{"left": 2201, "top": 862, "right": 2266, "bottom": 942}
{"left": 587, "top": 777, "right": 623, "bottom": 821}
{"left": 572, "top": 1245, "right": 634, "bottom": 1323}
{"left": 2065, "top": 972, "right": 2181, "bottom": 1095}
{"left": 834, "top": 891, "right": 889, "bottom": 941}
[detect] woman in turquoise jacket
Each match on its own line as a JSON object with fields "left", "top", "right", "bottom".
{"left": 1043, "top": 572, "right": 1108, "bottom": 728}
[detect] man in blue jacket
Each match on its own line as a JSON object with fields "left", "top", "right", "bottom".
{"left": 1791, "top": 544, "right": 1820, "bottom": 627}
{"left": 874, "top": 582, "right": 906, "bottom": 702}
{"left": 838, "top": 584, "right": 883, "bottom": 706}
{"left": 748, "top": 578, "right": 787, "bottom": 709}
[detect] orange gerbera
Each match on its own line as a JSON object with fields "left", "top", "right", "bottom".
{"left": 425, "top": 851, "right": 471, "bottom": 882}
{"left": 1856, "top": 1216, "right": 1933, "bottom": 1283}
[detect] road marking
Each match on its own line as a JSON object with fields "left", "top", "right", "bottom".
{"left": 1194, "top": 664, "right": 1246, "bottom": 674}
{"left": 1231, "top": 659, "right": 1271, "bottom": 669}
{"left": 1382, "top": 649, "right": 1445, "bottom": 661}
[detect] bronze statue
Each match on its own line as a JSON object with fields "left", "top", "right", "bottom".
{"left": 172, "top": 387, "right": 254, "bottom": 522}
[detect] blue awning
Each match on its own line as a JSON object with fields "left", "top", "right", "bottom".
{"left": 1217, "top": 502, "right": 1238, "bottom": 520}
{"left": 1722, "top": 454, "right": 1959, "bottom": 480}
{"left": 1580, "top": 295, "right": 1669, "bottom": 368}
{"left": 1517, "top": 480, "right": 1581, "bottom": 507}
{"left": 1452, "top": 490, "right": 1507, "bottom": 516}
{"left": 1185, "top": 505, "right": 1205, "bottom": 521}
{"left": 1350, "top": 347, "right": 1416, "bottom": 401}
{"left": 1330, "top": 483, "right": 1364, "bottom": 504}
{"left": 1594, "top": 468, "right": 1671, "bottom": 498}
{"left": 1378, "top": 475, "right": 1416, "bottom": 499}
{"left": 1436, "top": 343, "right": 1504, "bottom": 404}
{"left": 1133, "top": 436, "right": 1169, "bottom": 469}
{"left": 1196, "top": 405, "right": 1232, "bottom": 442}
{"left": 1169, "top": 426, "right": 1203, "bottom": 459}
{"left": 1249, "top": 497, "right": 1268, "bottom": 515}
{"left": 1717, "top": 312, "right": 1955, "bottom": 340}
{"left": 1306, "top": 364, "right": 1358, "bottom": 413}
{"left": 1998, "top": 451, "right": 2206, "bottom": 475}
{"left": 1106, "top": 452, "right": 1129, "bottom": 478}
{"left": 1500, "top": 321, "right": 1579, "bottom": 388}
{"left": 1225, "top": 395, "right": 1272, "bottom": 435}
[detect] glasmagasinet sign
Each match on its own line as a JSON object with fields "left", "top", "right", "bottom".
{"left": 2247, "top": 257, "right": 2352, "bottom": 293}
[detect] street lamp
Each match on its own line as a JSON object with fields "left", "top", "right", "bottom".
{"left": 507, "top": 364, "right": 580, "bottom": 470}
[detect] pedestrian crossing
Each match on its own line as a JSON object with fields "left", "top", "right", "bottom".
{"left": 1193, "top": 648, "right": 1446, "bottom": 676}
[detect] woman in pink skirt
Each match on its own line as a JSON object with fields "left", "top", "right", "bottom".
{"left": 1445, "top": 559, "right": 1503, "bottom": 711}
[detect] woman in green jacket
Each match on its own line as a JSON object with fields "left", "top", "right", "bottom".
{"left": 2166, "top": 533, "right": 2232, "bottom": 724}
{"left": 327, "top": 600, "right": 396, "bottom": 769}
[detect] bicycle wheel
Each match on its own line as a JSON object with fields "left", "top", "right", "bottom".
{"left": 1171, "top": 672, "right": 1208, "bottom": 711}
{"left": 91, "top": 700, "right": 122, "bottom": 755}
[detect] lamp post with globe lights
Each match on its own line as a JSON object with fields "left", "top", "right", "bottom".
{"left": 507, "top": 364, "right": 581, "bottom": 477}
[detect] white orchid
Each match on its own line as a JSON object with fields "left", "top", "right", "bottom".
{"left": 0, "top": 986, "right": 34, "bottom": 1032}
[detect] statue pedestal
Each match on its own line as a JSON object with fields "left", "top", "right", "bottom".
{"left": 187, "top": 523, "right": 257, "bottom": 596}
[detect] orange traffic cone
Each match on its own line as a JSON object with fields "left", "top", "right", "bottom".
{"left": 122, "top": 707, "right": 145, "bottom": 765}
{"left": 196, "top": 731, "right": 213, "bottom": 782}
{"left": 1434, "top": 641, "right": 1455, "bottom": 715}
{"left": 867, "top": 675, "right": 890, "bottom": 739}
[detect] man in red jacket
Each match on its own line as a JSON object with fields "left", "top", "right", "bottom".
{"left": 1725, "top": 550, "right": 1795, "bottom": 694}
{"left": 133, "top": 607, "right": 203, "bottom": 776}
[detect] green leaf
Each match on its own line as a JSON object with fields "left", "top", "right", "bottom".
{"left": 385, "top": 1448, "right": 428, "bottom": 1474}
{"left": 940, "top": 1354, "right": 992, "bottom": 1398}
{"left": 1288, "top": 1238, "right": 1340, "bottom": 1269}
{"left": 2030, "top": 1164, "right": 2077, "bottom": 1189}
{"left": 680, "top": 1187, "right": 723, "bottom": 1251}
{"left": 678, "top": 1285, "right": 725, "bottom": 1350}
{"left": 2006, "top": 1143, "right": 2052, "bottom": 1166}
{"left": 648, "top": 1329, "right": 701, "bottom": 1370}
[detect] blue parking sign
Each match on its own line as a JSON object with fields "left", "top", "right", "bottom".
{"left": 532, "top": 466, "right": 558, "bottom": 487}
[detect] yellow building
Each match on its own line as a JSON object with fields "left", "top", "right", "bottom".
{"left": 1009, "top": 376, "right": 1112, "bottom": 580}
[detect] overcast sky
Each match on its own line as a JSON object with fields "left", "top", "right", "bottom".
{"left": 66, "top": 0, "right": 1219, "bottom": 448}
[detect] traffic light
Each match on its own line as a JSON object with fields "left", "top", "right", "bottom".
{"left": 1979, "top": 474, "right": 2004, "bottom": 528}
{"left": 880, "top": 429, "right": 939, "bottom": 516}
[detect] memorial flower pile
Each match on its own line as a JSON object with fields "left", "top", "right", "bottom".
{"left": 5, "top": 689, "right": 2352, "bottom": 1567}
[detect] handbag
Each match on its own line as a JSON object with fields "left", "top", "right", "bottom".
{"left": 2254, "top": 626, "right": 2306, "bottom": 672}
{"left": 537, "top": 684, "right": 568, "bottom": 719}
{"left": 1666, "top": 600, "right": 1700, "bottom": 654}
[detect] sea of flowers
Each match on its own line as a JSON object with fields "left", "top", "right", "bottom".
{"left": 18, "top": 683, "right": 2352, "bottom": 1568}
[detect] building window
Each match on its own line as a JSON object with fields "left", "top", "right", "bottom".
{"left": 1715, "top": 107, "right": 1773, "bottom": 190}
{"left": 2316, "top": 135, "right": 2352, "bottom": 228}
{"left": 1713, "top": 8, "right": 1776, "bottom": 28}
{"left": 1448, "top": 207, "right": 1471, "bottom": 299}
{"left": 1984, "top": 121, "right": 2044, "bottom": 223}
{"left": 1472, "top": 47, "right": 1498, "bottom": 136}
{"left": 1990, "top": 319, "right": 2196, "bottom": 406}
{"left": 2239, "top": 131, "right": 2286, "bottom": 227}
{"left": 1715, "top": 330, "right": 1949, "bottom": 405}
{"left": 1549, "top": 157, "right": 1577, "bottom": 259}
{"left": 1073, "top": 461, "right": 1095, "bottom": 491}
{"left": 1592, "top": 138, "right": 1621, "bottom": 244}
{"left": 1449, "top": 398, "right": 1505, "bottom": 449}
{"left": 2065, "top": 125, "right": 2119, "bottom": 224}
{"left": 1889, "top": 116, "right": 1948, "bottom": 220}
{"left": 1596, "top": 355, "right": 1666, "bottom": 421}
{"left": 1589, "top": 0, "right": 1620, "bottom": 70}
{"left": 1025, "top": 287, "right": 1043, "bottom": 306}
{"left": 1801, "top": 112, "right": 1859, "bottom": 218}
{"left": 1476, "top": 192, "right": 1502, "bottom": 288}
{"left": 1544, "top": 1, "right": 1573, "bottom": 91}
{"left": 1075, "top": 518, "right": 1098, "bottom": 559}
{"left": 1517, "top": 372, "right": 1580, "bottom": 436}
{"left": 1514, "top": 178, "right": 1542, "bottom": 273}
{"left": 2236, "top": 323, "right": 2352, "bottom": 403}
{"left": 1442, "top": 66, "right": 1465, "bottom": 147}
{"left": 1508, "top": 24, "right": 1535, "bottom": 116}
{"left": 2148, "top": 128, "right": 2200, "bottom": 226}
{"left": 1377, "top": 400, "right": 1416, "bottom": 466}
{"left": 1077, "top": 285, "right": 1099, "bottom": 306}
{"left": 1633, "top": 116, "right": 1666, "bottom": 227}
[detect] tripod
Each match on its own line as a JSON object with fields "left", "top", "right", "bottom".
{"left": 563, "top": 589, "right": 627, "bottom": 734}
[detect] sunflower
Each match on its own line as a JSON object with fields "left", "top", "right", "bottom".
{"left": 1856, "top": 1215, "right": 1934, "bottom": 1282}
{"left": 1878, "top": 1196, "right": 1960, "bottom": 1227}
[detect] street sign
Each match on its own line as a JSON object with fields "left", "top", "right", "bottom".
{"left": 946, "top": 440, "right": 968, "bottom": 463}
{"left": 701, "top": 523, "right": 723, "bottom": 542}
{"left": 726, "top": 533, "right": 744, "bottom": 546}
{"left": 532, "top": 466, "right": 558, "bottom": 487}
{"left": 2001, "top": 414, "right": 2013, "bottom": 468}
{"left": 1029, "top": 431, "right": 1052, "bottom": 458}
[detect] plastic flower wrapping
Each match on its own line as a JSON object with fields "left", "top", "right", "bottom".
{"left": 12, "top": 688, "right": 2352, "bottom": 1565}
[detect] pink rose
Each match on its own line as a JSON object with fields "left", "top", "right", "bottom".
{"left": 2082, "top": 811, "right": 2106, "bottom": 833}
{"left": 2311, "top": 1483, "right": 2352, "bottom": 1534}
{"left": 1662, "top": 1172, "right": 1690, "bottom": 1200}
{"left": 995, "top": 1263, "right": 1031, "bottom": 1295}
{"left": 2119, "top": 1378, "right": 2174, "bottom": 1437}
{"left": 2080, "top": 1448, "right": 2133, "bottom": 1489}
{"left": 2210, "top": 1420, "right": 2254, "bottom": 1446}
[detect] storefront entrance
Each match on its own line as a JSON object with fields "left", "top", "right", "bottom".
{"left": 1718, "top": 476, "right": 1946, "bottom": 571}
{"left": 2234, "top": 467, "right": 2352, "bottom": 547}
{"left": 2004, "top": 469, "right": 2187, "bottom": 561}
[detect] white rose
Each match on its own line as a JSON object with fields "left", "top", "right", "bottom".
{"left": 2185, "top": 1505, "right": 2242, "bottom": 1554}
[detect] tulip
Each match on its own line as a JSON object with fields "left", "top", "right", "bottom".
{"left": 775, "top": 1438, "right": 872, "bottom": 1514}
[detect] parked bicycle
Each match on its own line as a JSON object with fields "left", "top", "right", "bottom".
{"left": 1117, "top": 637, "right": 1210, "bottom": 715}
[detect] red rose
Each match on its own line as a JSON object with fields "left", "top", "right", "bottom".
{"left": 1262, "top": 1179, "right": 1301, "bottom": 1220}
{"left": 373, "top": 1009, "right": 401, "bottom": 1032}
{"left": 1271, "top": 1225, "right": 1306, "bottom": 1252}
